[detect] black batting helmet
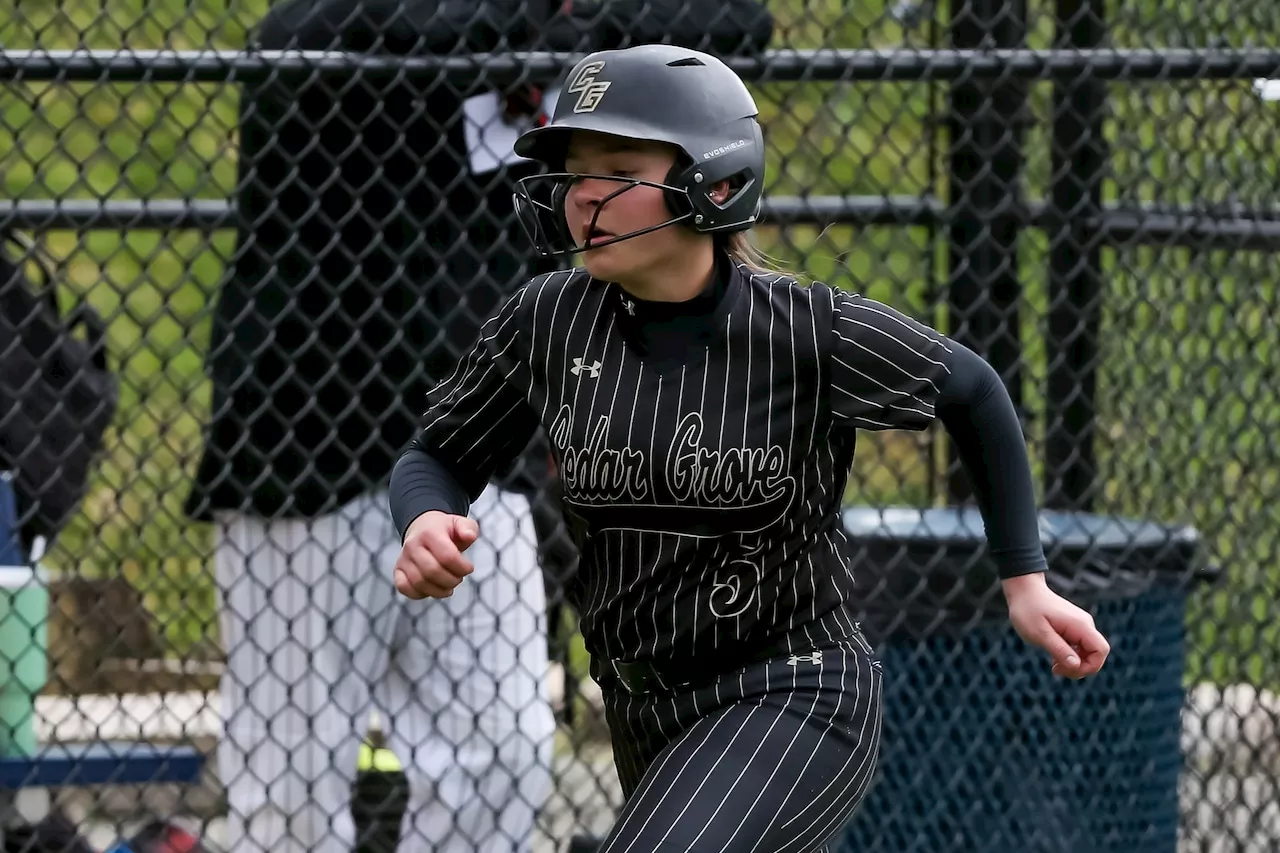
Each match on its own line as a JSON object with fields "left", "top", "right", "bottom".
{"left": 512, "top": 44, "right": 766, "bottom": 256}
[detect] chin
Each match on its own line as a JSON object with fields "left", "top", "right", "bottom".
{"left": 581, "top": 247, "right": 631, "bottom": 282}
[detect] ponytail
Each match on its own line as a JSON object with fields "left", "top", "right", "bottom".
{"left": 719, "top": 230, "right": 803, "bottom": 281}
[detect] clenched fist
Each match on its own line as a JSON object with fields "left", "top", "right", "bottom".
{"left": 1003, "top": 572, "right": 1111, "bottom": 679}
{"left": 394, "top": 511, "right": 480, "bottom": 599}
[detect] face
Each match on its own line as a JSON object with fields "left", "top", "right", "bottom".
{"left": 561, "top": 131, "right": 694, "bottom": 285}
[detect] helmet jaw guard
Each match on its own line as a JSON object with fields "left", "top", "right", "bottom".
{"left": 512, "top": 45, "right": 767, "bottom": 258}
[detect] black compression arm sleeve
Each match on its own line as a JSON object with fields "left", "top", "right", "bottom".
{"left": 388, "top": 446, "right": 472, "bottom": 541}
{"left": 936, "top": 344, "right": 1048, "bottom": 579}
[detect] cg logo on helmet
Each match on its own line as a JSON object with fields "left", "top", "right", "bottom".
{"left": 567, "top": 61, "right": 611, "bottom": 113}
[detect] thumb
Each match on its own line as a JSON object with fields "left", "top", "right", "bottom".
{"left": 1039, "top": 625, "right": 1082, "bottom": 672}
{"left": 452, "top": 516, "right": 480, "bottom": 549}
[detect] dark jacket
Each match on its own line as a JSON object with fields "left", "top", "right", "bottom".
{"left": 183, "top": 0, "right": 774, "bottom": 522}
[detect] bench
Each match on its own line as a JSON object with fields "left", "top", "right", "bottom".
{"left": 0, "top": 475, "right": 206, "bottom": 789}
{"left": 0, "top": 741, "right": 205, "bottom": 790}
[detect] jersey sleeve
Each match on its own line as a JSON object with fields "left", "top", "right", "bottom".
{"left": 828, "top": 288, "right": 954, "bottom": 432}
{"left": 409, "top": 285, "right": 541, "bottom": 502}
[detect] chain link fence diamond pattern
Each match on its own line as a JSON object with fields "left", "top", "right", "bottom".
{"left": 0, "top": 0, "right": 1278, "bottom": 851}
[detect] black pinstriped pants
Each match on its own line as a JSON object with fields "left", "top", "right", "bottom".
{"left": 595, "top": 634, "right": 884, "bottom": 853}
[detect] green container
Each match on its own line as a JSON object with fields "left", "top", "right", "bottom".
{"left": 0, "top": 565, "right": 49, "bottom": 757}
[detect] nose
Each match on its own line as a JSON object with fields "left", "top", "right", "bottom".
{"left": 567, "top": 176, "right": 613, "bottom": 210}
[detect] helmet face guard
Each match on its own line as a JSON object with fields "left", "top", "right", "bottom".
{"left": 511, "top": 45, "right": 768, "bottom": 258}
{"left": 513, "top": 172, "right": 693, "bottom": 257}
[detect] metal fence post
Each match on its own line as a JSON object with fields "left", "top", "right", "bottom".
{"left": 945, "top": 0, "right": 1029, "bottom": 502}
{"left": 1044, "top": 0, "right": 1109, "bottom": 511}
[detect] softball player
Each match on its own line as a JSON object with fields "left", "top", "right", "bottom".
{"left": 388, "top": 44, "right": 1111, "bottom": 852}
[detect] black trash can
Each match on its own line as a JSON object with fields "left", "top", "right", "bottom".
{"left": 837, "top": 506, "right": 1218, "bottom": 853}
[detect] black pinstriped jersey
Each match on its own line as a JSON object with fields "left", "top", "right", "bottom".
{"left": 410, "top": 257, "right": 962, "bottom": 664}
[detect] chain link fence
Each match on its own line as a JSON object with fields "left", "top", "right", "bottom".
{"left": 0, "top": 0, "right": 1277, "bottom": 850}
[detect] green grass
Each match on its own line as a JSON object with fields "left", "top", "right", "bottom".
{"left": 1, "top": 0, "right": 1277, "bottom": 689}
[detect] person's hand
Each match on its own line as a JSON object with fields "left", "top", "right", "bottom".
{"left": 1002, "top": 573, "right": 1111, "bottom": 679}
{"left": 393, "top": 511, "right": 480, "bottom": 600}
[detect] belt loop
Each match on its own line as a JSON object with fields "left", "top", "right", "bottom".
{"left": 613, "top": 660, "right": 657, "bottom": 694}
{"left": 600, "top": 659, "right": 691, "bottom": 695}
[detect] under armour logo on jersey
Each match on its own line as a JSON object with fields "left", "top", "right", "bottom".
{"left": 787, "top": 651, "right": 823, "bottom": 666}
{"left": 570, "top": 357, "right": 602, "bottom": 378}
{"left": 567, "top": 61, "right": 610, "bottom": 113}
{"left": 620, "top": 297, "right": 635, "bottom": 315}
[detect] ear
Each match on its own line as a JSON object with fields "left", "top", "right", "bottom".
{"left": 708, "top": 180, "right": 733, "bottom": 205}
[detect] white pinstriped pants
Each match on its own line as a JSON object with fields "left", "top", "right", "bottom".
{"left": 213, "top": 484, "right": 556, "bottom": 853}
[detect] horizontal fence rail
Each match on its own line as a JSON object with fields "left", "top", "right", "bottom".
{"left": 5, "top": 198, "right": 1280, "bottom": 250}
{"left": 1, "top": 48, "right": 1280, "bottom": 83}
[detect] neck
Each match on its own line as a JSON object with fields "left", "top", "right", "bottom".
{"left": 617, "top": 241, "right": 718, "bottom": 303}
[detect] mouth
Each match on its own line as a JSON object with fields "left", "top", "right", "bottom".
{"left": 584, "top": 226, "right": 614, "bottom": 247}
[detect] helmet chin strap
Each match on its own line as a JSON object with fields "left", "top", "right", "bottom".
{"left": 572, "top": 214, "right": 694, "bottom": 256}
{"left": 563, "top": 178, "right": 694, "bottom": 256}
{"left": 514, "top": 171, "right": 700, "bottom": 258}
